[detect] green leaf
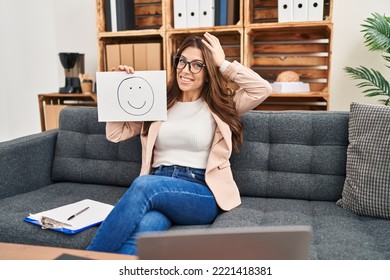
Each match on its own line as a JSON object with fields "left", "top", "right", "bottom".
{"left": 344, "top": 65, "right": 390, "bottom": 98}
{"left": 383, "top": 54, "right": 390, "bottom": 66}
{"left": 344, "top": 13, "right": 390, "bottom": 106}
{"left": 361, "top": 13, "right": 390, "bottom": 53}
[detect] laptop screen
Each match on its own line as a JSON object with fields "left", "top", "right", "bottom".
{"left": 137, "top": 225, "right": 312, "bottom": 260}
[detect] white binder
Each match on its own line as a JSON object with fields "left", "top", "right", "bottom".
{"left": 199, "top": 0, "right": 215, "bottom": 27}
{"left": 307, "top": 0, "right": 324, "bottom": 21}
{"left": 186, "top": 0, "right": 200, "bottom": 28}
{"left": 110, "top": 0, "right": 117, "bottom": 32}
{"left": 278, "top": 0, "right": 293, "bottom": 22}
{"left": 174, "top": 0, "right": 187, "bottom": 28}
{"left": 293, "top": 0, "right": 308, "bottom": 21}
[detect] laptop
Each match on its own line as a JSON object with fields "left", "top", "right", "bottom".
{"left": 137, "top": 225, "right": 312, "bottom": 260}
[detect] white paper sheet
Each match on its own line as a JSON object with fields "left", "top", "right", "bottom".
{"left": 26, "top": 199, "right": 114, "bottom": 233}
{"left": 96, "top": 71, "right": 167, "bottom": 122}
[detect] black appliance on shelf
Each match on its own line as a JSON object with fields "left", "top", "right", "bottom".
{"left": 58, "top": 52, "right": 84, "bottom": 93}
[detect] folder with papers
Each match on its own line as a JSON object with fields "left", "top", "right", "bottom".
{"left": 104, "top": 0, "right": 112, "bottom": 31}
{"left": 174, "top": 0, "right": 187, "bottom": 28}
{"left": 278, "top": 0, "right": 293, "bottom": 22}
{"left": 110, "top": 0, "right": 117, "bottom": 31}
{"left": 116, "top": 0, "right": 135, "bottom": 31}
{"left": 307, "top": 0, "right": 324, "bottom": 21}
{"left": 293, "top": 0, "right": 308, "bottom": 21}
{"left": 186, "top": 0, "right": 200, "bottom": 28}
{"left": 24, "top": 199, "right": 114, "bottom": 235}
{"left": 219, "top": 0, "right": 228, "bottom": 25}
{"left": 199, "top": 0, "right": 215, "bottom": 27}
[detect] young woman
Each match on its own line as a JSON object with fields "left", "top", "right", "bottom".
{"left": 87, "top": 32, "right": 272, "bottom": 255}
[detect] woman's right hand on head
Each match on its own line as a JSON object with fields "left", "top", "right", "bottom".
{"left": 111, "top": 65, "right": 135, "bottom": 74}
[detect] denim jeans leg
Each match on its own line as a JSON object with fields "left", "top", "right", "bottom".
{"left": 87, "top": 174, "right": 218, "bottom": 253}
{"left": 116, "top": 210, "right": 171, "bottom": 255}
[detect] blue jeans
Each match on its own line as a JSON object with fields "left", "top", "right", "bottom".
{"left": 86, "top": 165, "right": 219, "bottom": 255}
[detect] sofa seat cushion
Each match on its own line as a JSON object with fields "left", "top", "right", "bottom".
{"left": 211, "top": 197, "right": 390, "bottom": 260}
{"left": 0, "top": 182, "right": 127, "bottom": 250}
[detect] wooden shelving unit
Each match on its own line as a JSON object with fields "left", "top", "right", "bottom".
{"left": 96, "top": 0, "right": 166, "bottom": 71}
{"left": 95, "top": 0, "right": 333, "bottom": 110}
{"left": 38, "top": 93, "right": 97, "bottom": 131}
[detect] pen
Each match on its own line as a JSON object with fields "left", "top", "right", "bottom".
{"left": 67, "top": 206, "right": 89, "bottom": 221}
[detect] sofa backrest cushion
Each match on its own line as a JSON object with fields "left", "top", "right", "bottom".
{"left": 231, "top": 111, "right": 349, "bottom": 201}
{"left": 337, "top": 102, "right": 390, "bottom": 219}
{"left": 52, "top": 107, "right": 142, "bottom": 187}
{"left": 52, "top": 107, "right": 349, "bottom": 201}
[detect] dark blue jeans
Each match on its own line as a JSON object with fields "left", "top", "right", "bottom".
{"left": 87, "top": 165, "right": 219, "bottom": 255}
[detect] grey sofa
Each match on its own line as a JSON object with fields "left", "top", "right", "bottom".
{"left": 0, "top": 106, "right": 389, "bottom": 260}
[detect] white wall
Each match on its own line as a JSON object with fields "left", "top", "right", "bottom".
{"left": 52, "top": 1, "right": 98, "bottom": 86}
{"left": 0, "top": 0, "right": 97, "bottom": 142}
{"left": 0, "top": 0, "right": 389, "bottom": 142}
{"left": 0, "top": 0, "right": 58, "bottom": 142}
{"left": 331, "top": 0, "right": 390, "bottom": 110}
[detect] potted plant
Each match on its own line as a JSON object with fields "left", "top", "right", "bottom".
{"left": 344, "top": 13, "right": 390, "bottom": 105}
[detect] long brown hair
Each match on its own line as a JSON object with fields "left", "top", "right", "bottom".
{"left": 142, "top": 35, "right": 243, "bottom": 152}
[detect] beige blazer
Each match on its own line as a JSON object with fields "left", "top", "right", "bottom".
{"left": 106, "top": 61, "right": 272, "bottom": 211}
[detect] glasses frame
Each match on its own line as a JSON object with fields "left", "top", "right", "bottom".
{"left": 173, "top": 55, "right": 206, "bottom": 74}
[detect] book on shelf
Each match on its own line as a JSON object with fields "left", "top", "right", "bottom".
{"left": 199, "top": 0, "right": 215, "bottom": 27}
{"left": 215, "top": 0, "right": 238, "bottom": 26}
{"left": 105, "top": 42, "right": 162, "bottom": 71}
{"left": 214, "top": 0, "right": 220, "bottom": 25}
{"left": 186, "top": 0, "right": 200, "bottom": 28}
{"left": 227, "top": 0, "right": 239, "bottom": 25}
{"left": 173, "top": 0, "right": 187, "bottom": 28}
{"left": 104, "top": 0, "right": 112, "bottom": 31}
{"left": 110, "top": 0, "right": 117, "bottom": 31}
{"left": 116, "top": 0, "right": 135, "bottom": 31}
{"left": 105, "top": 0, "right": 135, "bottom": 31}
{"left": 172, "top": 0, "right": 238, "bottom": 28}
{"left": 219, "top": 0, "right": 228, "bottom": 25}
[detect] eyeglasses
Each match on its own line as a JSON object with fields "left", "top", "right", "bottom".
{"left": 173, "top": 55, "right": 206, "bottom": 74}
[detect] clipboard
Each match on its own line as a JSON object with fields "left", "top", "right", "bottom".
{"left": 24, "top": 199, "right": 114, "bottom": 235}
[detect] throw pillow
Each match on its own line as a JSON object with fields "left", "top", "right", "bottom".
{"left": 337, "top": 102, "right": 390, "bottom": 219}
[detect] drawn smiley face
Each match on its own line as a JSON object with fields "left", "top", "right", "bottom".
{"left": 117, "top": 76, "right": 155, "bottom": 116}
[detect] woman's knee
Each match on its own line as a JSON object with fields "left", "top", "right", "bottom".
{"left": 136, "top": 210, "right": 171, "bottom": 232}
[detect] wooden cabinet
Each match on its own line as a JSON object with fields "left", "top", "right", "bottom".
{"left": 38, "top": 93, "right": 97, "bottom": 131}
{"left": 95, "top": 0, "right": 166, "bottom": 72}
{"left": 95, "top": 0, "right": 333, "bottom": 110}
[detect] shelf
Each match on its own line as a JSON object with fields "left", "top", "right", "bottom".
{"left": 165, "top": 25, "right": 243, "bottom": 34}
{"left": 96, "top": 0, "right": 164, "bottom": 32}
{"left": 38, "top": 93, "right": 97, "bottom": 131}
{"left": 164, "top": 0, "right": 244, "bottom": 30}
{"left": 95, "top": 0, "right": 333, "bottom": 111}
{"left": 245, "top": 0, "right": 333, "bottom": 25}
{"left": 244, "top": 22, "right": 332, "bottom": 98}
{"left": 245, "top": 20, "right": 333, "bottom": 31}
{"left": 270, "top": 92, "right": 329, "bottom": 98}
{"left": 98, "top": 28, "right": 164, "bottom": 39}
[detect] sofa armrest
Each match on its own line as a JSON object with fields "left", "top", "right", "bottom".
{"left": 0, "top": 130, "right": 58, "bottom": 199}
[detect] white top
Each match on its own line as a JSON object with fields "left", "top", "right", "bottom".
{"left": 152, "top": 98, "right": 216, "bottom": 169}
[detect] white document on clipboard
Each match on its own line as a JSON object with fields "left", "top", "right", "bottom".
{"left": 24, "top": 199, "right": 114, "bottom": 235}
